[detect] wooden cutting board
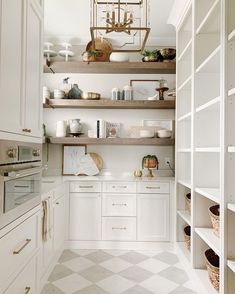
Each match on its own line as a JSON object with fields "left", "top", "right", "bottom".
{"left": 89, "top": 153, "right": 103, "bottom": 171}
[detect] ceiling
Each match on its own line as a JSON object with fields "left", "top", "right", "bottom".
{"left": 44, "top": 0, "right": 176, "bottom": 48}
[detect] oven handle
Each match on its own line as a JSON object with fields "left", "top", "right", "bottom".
{"left": 4, "top": 166, "right": 42, "bottom": 181}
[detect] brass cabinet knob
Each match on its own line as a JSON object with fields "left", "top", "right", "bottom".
{"left": 32, "top": 149, "right": 40, "bottom": 157}
{"left": 22, "top": 128, "right": 31, "bottom": 133}
{"left": 7, "top": 148, "right": 17, "bottom": 158}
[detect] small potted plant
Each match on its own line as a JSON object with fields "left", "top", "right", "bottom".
{"left": 82, "top": 50, "right": 97, "bottom": 62}
{"left": 142, "top": 50, "right": 163, "bottom": 62}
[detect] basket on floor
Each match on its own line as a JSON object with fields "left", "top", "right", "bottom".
{"left": 185, "top": 192, "right": 191, "bottom": 212}
{"left": 209, "top": 205, "right": 220, "bottom": 237}
{"left": 183, "top": 225, "right": 191, "bottom": 251}
{"left": 205, "top": 248, "right": 220, "bottom": 292}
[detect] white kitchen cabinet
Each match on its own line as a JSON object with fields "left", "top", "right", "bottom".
{"left": 0, "top": 0, "right": 43, "bottom": 139}
{"left": 4, "top": 256, "right": 37, "bottom": 294}
{"left": 137, "top": 194, "right": 169, "bottom": 241}
{"left": 53, "top": 194, "right": 66, "bottom": 252}
{"left": 69, "top": 193, "right": 101, "bottom": 240}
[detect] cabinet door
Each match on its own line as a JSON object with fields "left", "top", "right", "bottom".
{"left": 53, "top": 195, "right": 66, "bottom": 252}
{"left": 69, "top": 193, "right": 101, "bottom": 240}
{"left": 137, "top": 194, "right": 169, "bottom": 241}
{"left": 0, "top": 0, "right": 24, "bottom": 134}
{"left": 24, "top": 0, "right": 43, "bottom": 137}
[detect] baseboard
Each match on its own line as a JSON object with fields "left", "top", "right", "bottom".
{"left": 65, "top": 240, "right": 174, "bottom": 251}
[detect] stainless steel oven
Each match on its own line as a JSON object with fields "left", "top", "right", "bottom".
{"left": 0, "top": 140, "right": 42, "bottom": 229}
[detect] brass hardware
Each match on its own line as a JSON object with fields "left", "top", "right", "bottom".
{"left": 112, "top": 185, "right": 127, "bottom": 189}
{"left": 112, "top": 203, "right": 127, "bottom": 206}
{"left": 25, "top": 287, "right": 31, "bottom": 294}
{"left": 56, "top": 202, "right": 59, "bottom": 205}
{"left": 13, "top": 239, "right": 31, "bottom": 255}
{"left": 32, "top": 149, "right": 40, "bottom": 157}
{"left": 146, "top": 186, "right": 160, "bottom": 189}
{"left": 7, "top": 148, "right": 17, "bottom": 158}
{"left": 22, "top": 128, "right": 31, "bottom": 133}
{"left": 112, "top": 227, "right": 127, "bottom": 230}
{"left": 79, "top": 185, "right": 94, "bottom": 189}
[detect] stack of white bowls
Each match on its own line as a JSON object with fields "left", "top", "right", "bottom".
{"left": 54, "top": 89, "right": 65, "bottom": 99}
{"left": 43, "top": 86, "right": 50, "bottom": 103}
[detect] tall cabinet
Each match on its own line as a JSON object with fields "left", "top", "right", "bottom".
{"left": 174, "top": 0, "right": 235, "bottom": 293}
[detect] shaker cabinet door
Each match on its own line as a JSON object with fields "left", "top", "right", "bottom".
{"left": 0, "top": 0, "right": 24, "bottom": 134}
{"left": 53, "top": 195, "right": 66, "bottom": 252}
{"left": 137, "top": 194, "right": 169, "bottom": 241}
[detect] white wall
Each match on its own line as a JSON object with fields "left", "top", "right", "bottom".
{"left": 43, "top": 73, "right": 175, "bottom": 176}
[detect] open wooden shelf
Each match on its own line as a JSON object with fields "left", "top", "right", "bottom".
{"left": 49, "top": 137, "right": 175, "bottom": 146}
{"left": 43, "top": 99, "right": 176, "bottom": 109}
{"left": 43, "top": 61, "right": 176, "bottom": 74}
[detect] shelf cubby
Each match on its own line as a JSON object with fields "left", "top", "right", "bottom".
{"left": 178, "top": 7, "right": 192, "bottom": 57}
{"left": 195, "top": 0, "right": 218, "bottom": 32}
{"left": 195, "top": 188, "right": 220, "bottom": 204}
{"left": 226, "top": 153, "right": 235, "bottom": 202}
{"left": 195, "top": 228, "right": 220, "bottom": 256}
{"left": 177, "top": 152, "right": 191, "bottom": 185}
{"left": 177, "top": 183, "right": 191, "bottom": 212}
{"left": 178, "top": 179, "right": 191, "bottom": 190}
{"left": 177, "top": 43, "right": 192, "bottom": 87}
{"left": 228, "top": 0, "right": 235, "bottom": 40}
{"left": 177, "top": 210, "right": 191, "bottom": 225}
{"left": 195, "top": 45, "right": 220, "bottom": 74}
{"left": 194, "top": 269, "right": 219, "bottom": 294}
{"left": 176, "top": 214, "right": 191, "bottom": 262}
{"left": 177, "top": 80, "right": 191, "bottom": 118}
{"left": 177, "top": 119, "right": 191, "bottom": 149}
{"left": 228, "top": 41, "right": 235, "bottom": 95}
{"left": 227, "top": 96, "right": 235, "bottom": 146}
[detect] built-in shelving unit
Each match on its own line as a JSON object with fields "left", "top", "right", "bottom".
{"left": 49, "top": 137, "right": 175, "bottom": 146}
{"left": 43, "top": 61, "right": 176, "bottom": 74}
{"left": 43, "top": 99, "right": 176, "bottom": 109}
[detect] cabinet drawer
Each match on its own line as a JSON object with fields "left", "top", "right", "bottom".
{"left": 4, "top": 257, "right": 36, "bottom": 294}
{"left": 137, "top": 182, "right": 169, "bottom": 194}
{"left": 70, "top": 181, "right": 101, "bottom": 193}
{"left": 0, "top": 213, "right": 39, "bottom": 286}
{"left": 103, "top": 182, "right": 136, "bottom": 193}
{"left": 102, "top": 194, "right": 136, "bottom": 216}
{"left": 102, "top": 217, "right": 136, "bottom": 241}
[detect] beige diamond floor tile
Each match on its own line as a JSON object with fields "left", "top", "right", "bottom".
{"left": 63, "top": 257, "right": 95, "bottom": 273}
{"left": 122, "top": 285, "right": 154, "bottom": 294}
{"left": 48, "top": 264, "right": 74, "bottom": 282}
{"left": 140, "top": 275, "right": 178, "bottom": 294}
{"left": 119, "top": 265, "right": 153, "bottom": 283}
{"left": 100, "top": 257, "right": 132, "bottom": 273}
{"left": 97, "top": 274, "right": 135, "bottom": 294}
{"left": 71, "top": 249, "right": 98, "bottom": 256}
{"left": 58, "top": 250, "right": 79, "bottom": 263}
{"left": 41, "top": 283, "right": 65, "bottom": 294}
{"left": 119, "top": 251, "right": 148, "bottom": 264}
{"left": 53, "top": 273, "right": 92, "bottom": 294}
{"left": 79, "top": 265, "right": 113, "bottom": 283}
{"left": 73, "top": 284, "right": 109, "bottom": 294}
{"left": 137, "top": 258, "right": 169, "bottom": 274}
{"left": 169, "top": 286, "right": 198, "bottom": 294}
{"left": 103, "top": 249, "right": 130, "bottom": 257}
{"left": 154, "top": 251, "right": 179, "bottom": 265}
{"left": 158, "top": 266, "right": 189, "bottom": 285}
{"left": 85, "top": 250, "right": 113, "bottom": 263}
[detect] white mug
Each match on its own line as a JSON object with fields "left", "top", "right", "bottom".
{"left": 56, "top": 121, "right": 67, "bottom": 137}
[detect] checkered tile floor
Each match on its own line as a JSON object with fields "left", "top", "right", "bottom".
{"left": 41, "top": 249, "right": 198, "bottom": 294}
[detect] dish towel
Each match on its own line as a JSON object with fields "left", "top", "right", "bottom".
{"left": 42, "top": 199, "right": 52, "bottom": 242}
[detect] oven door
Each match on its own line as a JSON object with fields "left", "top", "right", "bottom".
{"left": 0, "top": 166, "right": 41, "bottom": 229}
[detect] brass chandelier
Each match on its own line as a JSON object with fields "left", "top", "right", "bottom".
{"left": 90, "top": 0, "right": 151, "bottom": 52}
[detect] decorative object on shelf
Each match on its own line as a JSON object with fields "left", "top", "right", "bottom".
{"left": 107, "top": 122, "right": 121, "bottom": 138}
{"left": 134, "top": 170, "right": 142, "bottom": 178}
{"left": 157, "top": 129, "right": 172, "bottom": 138}
{"left": 43, "top": 86, "right": 50, "bottom": 103}
{"left": 159, "top": 48, "right": 176, "bottom": 62}
{"left": 56, "top": 120, "right": 67, "bottom": 137}
{"left": 130, "top": 79, "right": 159, "bottom": 100}
{"left": 209, "top": 205, "right": 220, "bottom": 237}
{"left": 139, "top": 129, "right": 154, "bottom": 138}
{"left": 63, "top": 145, "right": 86, "bottom": 175}
{"left": 58, "top": 43, "right": 74, "bottom": 62}
{"left": 43, "top": 42, "right": 57, "bottom": 62}
{"left": 142, "top": 119, "right": 175, "bottom": 138}
{"left": 86, "top": 37, "right": 112, "bottom": 61}
{"left": 82, "top": 50, "right": 97, "bottom": 62}
{"left": 128, "top": 126, "right": 156, "bottom": 138}
{"left": 110, "top": 52, "right": 130, "bottom": 62}
{"left": 205, "top": 248, "right": 220, "bottom": 292}
{"left": 81, "top": 92, "right": 101, "bottom": 100}
{"left": 122, "top": 85, "right": 133, "bottom": 100}
{"left": 142, "top": 155, "right": 159, "bottom": 177}
{"left": 69, "top": 133, "right": 84, "bottom": 137}
{"left": 168, "top": 88, "right": 176, "bottom": 99}
{"left": 111, "top": 88, "right": 122, "bottom": 100}
{"left": 68, "top": 119, "right": 83, "bottom": 134}
{"left": 68, "top": 84, "right": 83, "bottom": 99}
{"left": 142, "top": 49, "right": 163, "bottom": 62}
{"left": 185, "top": 192, "right": 191, "bottom": 212}
{"left": 59, "top": 77, "right": 72, "bottom": 98}
{"left": 156, "top": 79, "right": 169, "bottom": 100}
{"left": 90, "top": 0, "right": 150, "bottom": 53}
{"left": 53, "top": 89, "right": 65, "bottom": 99}
{"left": 183, "top": 226, "right": 191, "bottom": 251}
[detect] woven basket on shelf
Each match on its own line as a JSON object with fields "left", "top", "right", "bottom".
{"left": 183, "top": 226, "right": 191, "bottom": 251}
{"left": 209, "top": 205, "right": 220, "bottom": 237}
{"left": 185, "top": 192, "right": 191, "bottom": 212}
{"left": 205, "top": 248, "right": 220, "bottom": 292}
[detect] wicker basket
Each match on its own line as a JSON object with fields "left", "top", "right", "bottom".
{"left": 209, "top": 205, "right": 220, "bottom": 237}
{"left": 185, "top": 193, "right": 191, "bottom": 212}
{"left": 184, "top": 226, "right": 191, "bottom": 251}
{"left": 205, "top": 248, "right": 220, "bottom": 292}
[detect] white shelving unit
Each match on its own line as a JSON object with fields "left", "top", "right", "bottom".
{"left": 174, "top": 0, "right": 235, "bottom": 293}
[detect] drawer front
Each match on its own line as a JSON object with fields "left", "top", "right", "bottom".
{"left": 137, "top": 182, "right": 169, "bottom": 194}
{"left": 102, "top": 217, "right": 136, "bottom": 241}
{"left": 70, "top": 181, "right": 101, "bottom": 193}
{"left": 102, "top": 194, "right": 136, "bottom": 216}
{"left": 4, "top": 257, "right": 36, "bottom": 294}
{"left": 103, "top": 182, "right": 136, "bottom": 193}
{"left": 0, "top": 213, "right": 39, "bottom": 286}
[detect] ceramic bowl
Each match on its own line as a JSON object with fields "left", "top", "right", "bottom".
{"left": 157, "top": 129, "right": 172, "bottom": 138}
{"left": 140, "top": 129, "right": 155, "bottom": 138}
{"left": 159, "top": 48, "right": 176, "bottom": 60}
{"left": 110, "top": 52, "right": 129, "bottom": 62}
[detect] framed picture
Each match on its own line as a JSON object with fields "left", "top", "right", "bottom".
{"left": 106, "top": 122, "right": 121, "bottom": 138}
{"left": 62, "top": 145, "right": 86, "bottom": 175}
{"left": 130, "top": 80, "right": 159, "bottom": 100}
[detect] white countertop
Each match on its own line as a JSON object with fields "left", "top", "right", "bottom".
{"left": 41, "top": 174, "right": 175, "bottom": 195}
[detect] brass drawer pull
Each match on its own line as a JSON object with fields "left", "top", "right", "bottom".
{"left": 79, "top": 185, "right": 94, "bottom": 189}
{"left": 112, "top": 227, "right": 127, "bottom": 230}
{"left": 25, "top": 287, "right": 31, "bottom": 294}
{"left": 112, "top": 185, "right": 127, "bottom": 189}
{"left": 13, "top": 239, "right": 31, "bottom": 255}
{"left": 112, "top": 203, "right": 127, "bottom": 206}
{"left": 146, "top": 186, "right": 160, "bottom": 189}
{"left": 22, "top": 128, "right": 31, "bottom": 133}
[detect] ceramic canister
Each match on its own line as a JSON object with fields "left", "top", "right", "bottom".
{"left": 56, "top": 121, "right": 67, "bottom": 137}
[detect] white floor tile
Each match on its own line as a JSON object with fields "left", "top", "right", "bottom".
{"left": 137, "top": 258, "right": 170, "bottom": 274}
{"left": 100, "top": 257, "right": 132, "bottom": 273}
{"left": 140, "top": 275, "right": 178, "bottom": 294}
{"left": 63, "top": 257, "right": 95, "bottom": 272}
{"left": 97, "top": 274, "right": 135, "bottom": 294}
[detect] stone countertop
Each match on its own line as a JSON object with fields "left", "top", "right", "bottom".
{"left": 41, "top": 174, "right": 175, "bottom": 195}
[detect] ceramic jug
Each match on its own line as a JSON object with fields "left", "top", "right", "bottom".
{"left": 68, "top": 119, "right": 83, "bottom": 133}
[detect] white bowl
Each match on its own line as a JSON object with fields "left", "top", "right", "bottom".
{"left": 110, "top": 52, "right": 129, "bottom": 62}
{"left": 157, "top": 130, "right": 172, "bottom": 138}
{"left": 140, "top": 129, "right": 155, "bottom": 138}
